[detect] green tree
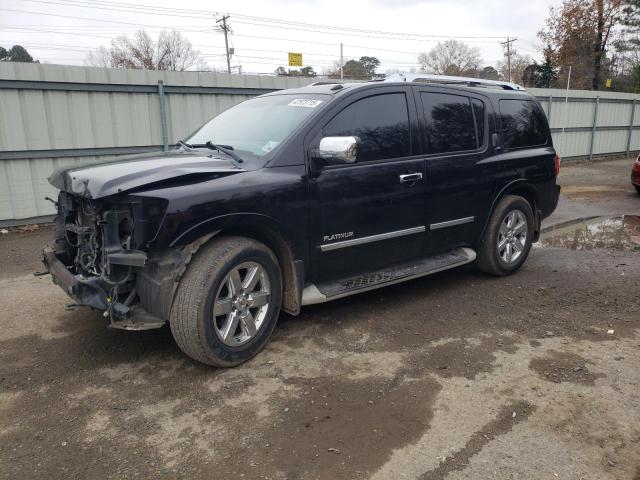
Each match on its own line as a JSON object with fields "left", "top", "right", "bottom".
{"left": 358, "top": 56, "right": 380, "bottom": 77}
{"left": 8, "top": 45, "right": 34, "bottom": 62}
{"left": 537, "top": 47, "right": 560, "bottom": 87}
{"left": 480, "top": 66, "right": 499, "bottom": 79}
{"left": 328, "top": 56, "right": 381, "bottom": 79}
{"left": 0, "top": 45, "right": 37, "bottom": 62}
{"left": 622, "top": 0, "right": 640, "bottom": 47}
{"left": 619, "top": 0, "right": 640, "bottom": 48}
{"left": 300, "top": 66, "right": 316, "bottom": 76}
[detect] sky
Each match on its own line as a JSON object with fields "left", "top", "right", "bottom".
{"left": 0, "top": 0, "right": 564, "bottom": 75}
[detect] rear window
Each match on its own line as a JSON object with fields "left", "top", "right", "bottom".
{"left": 499, "top": 99, "right": 548, "bottom": 149}
{"left": 420, "top": 92, "right": 479, "bottom": 154}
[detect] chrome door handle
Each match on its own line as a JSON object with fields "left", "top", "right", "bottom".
{"left": 399, "top": 172, "right": 423, "bottom": 183}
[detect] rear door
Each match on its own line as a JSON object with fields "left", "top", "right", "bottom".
{"left": 307, "top": 86, "right": 427, "bottom": 282}
{"left": 415, "top": 87, "right": 497, "bottom": 253}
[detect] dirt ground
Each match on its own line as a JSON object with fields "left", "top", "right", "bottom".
{"left": 1, "top": 157, "right": 639, "bottom": 480}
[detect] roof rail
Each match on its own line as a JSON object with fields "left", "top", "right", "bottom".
{"left": 384, "top": 73, "right": 526, "bottom": 91}
{"left": 309, "top": 81, "right": 344, "bottom": 86}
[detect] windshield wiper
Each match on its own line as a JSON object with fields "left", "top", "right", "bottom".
{"left": 177, "top": 140, "right": 243, "bottom": 163}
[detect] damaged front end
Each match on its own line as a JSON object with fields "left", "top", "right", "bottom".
{"left": 43, "top": 191, "right": 169, "bottom": 330}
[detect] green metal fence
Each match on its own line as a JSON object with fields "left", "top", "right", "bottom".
{"left": 0, "top": 63, "right": 639, "bottom": 224}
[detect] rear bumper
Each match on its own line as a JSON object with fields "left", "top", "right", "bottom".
{"left": 539, "top": 183, "right": 561, "bottom": 220}
{"left": 43, "top": 247, "right": 109, "bottom": 311}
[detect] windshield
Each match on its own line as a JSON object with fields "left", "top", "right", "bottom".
{"left": 185, "top": 93, "right": 329, "bottom": 161}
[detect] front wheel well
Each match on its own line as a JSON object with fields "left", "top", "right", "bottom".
{"left": 211, "top": 227, "right": 301, "bottom": 316}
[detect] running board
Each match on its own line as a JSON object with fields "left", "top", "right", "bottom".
{"left": 301, "top": 247, "right": 476, "bottom": 306}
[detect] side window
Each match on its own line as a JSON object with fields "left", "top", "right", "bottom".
{"left": 323, "top": 93, "right": 410, "bottom": 162}
{"left": 421, "top": 92, "right": 477, "bottom": 154}
{"left": 499, "top": 99, "right": 547, "bottom": 149}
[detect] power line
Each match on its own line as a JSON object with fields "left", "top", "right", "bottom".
{"left": 231, "top": 19, "right": 504, "bottom": 42}
{"left": 5, "top": 0, "right": 512, "bottom": 73}
{"left": 2, "top": 30, "right": 426, "bottom": 65}
{"left": 0, "top": 8, "right": 214, "bottom": 34}
{"left": 14, "top": 0, "right": 510, "bottom": 40}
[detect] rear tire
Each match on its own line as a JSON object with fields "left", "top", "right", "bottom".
{"left": 635, "top": 185, "right": 640, "bottom": 194}
{"left": 476, "top": 195, "right": 534, "bottom": 276}
{"left": 170, "top": 236, "right": 282, "bottom": 367}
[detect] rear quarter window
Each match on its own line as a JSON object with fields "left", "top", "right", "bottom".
{"left": 499, "top": 99, "right": 548, "bottom": 149}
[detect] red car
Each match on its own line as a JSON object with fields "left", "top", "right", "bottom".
{"left": 633, "top": 154, "right": 640, "bottom": 194}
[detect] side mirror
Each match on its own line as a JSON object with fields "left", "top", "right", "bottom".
{"left": 317, "top": 136, "right": 358, "bottom": 165}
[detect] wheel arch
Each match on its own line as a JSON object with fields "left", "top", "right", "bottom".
{"left": 480, "top": 180, "right": 541, "bottom": 244}
{"left": 169, "top": 213, "right": 303, "bottom": 316}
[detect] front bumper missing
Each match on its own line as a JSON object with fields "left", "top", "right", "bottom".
{"left": 42, "top": 247, "right": 165, "bottom": 330}
{"left": 43, "top": 247, "right": 109, "bottom": 311}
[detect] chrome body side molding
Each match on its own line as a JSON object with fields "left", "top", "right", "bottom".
{"left": 319, "top": 226, "right": 425, "bottom": 252}
{"left": 430, "top": 216, "right": 475, "bottom": 230}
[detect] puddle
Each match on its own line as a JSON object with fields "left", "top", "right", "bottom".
{"left": 536, "top": 215, "right": 640, "bottom": 251}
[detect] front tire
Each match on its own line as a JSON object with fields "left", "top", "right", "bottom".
{"left": 170, "top": 236, "right": 282, "bottom": 367}
{"left": 476, "top": 195, "right": 534, "bottom": 276}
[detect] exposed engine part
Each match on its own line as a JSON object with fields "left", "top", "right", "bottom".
{"left": 50, "top": 192, "right": 160, "bottom": 321}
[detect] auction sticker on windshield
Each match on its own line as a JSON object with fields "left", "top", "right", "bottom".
{"left": 261, "top": 140, "right": 279, "bottom": 153}
{"left": 288, "top": 99, "right": 323, "bottom": 108}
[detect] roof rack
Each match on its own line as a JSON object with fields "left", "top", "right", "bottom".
{"left": 309, "top": 81, "right": 343, "bottom": 86}
{"left": 384, "top": 73, "right": 526, "bottom": 91}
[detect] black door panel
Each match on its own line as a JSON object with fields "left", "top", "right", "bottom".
{"left": 307, "top": 87, "right": 427, "bottom": 282}
{"left": 415, "top": 88, "right": 497, "bottom": 253}
{"left": 311, "top": 158, "right": 426, "bottom": 280}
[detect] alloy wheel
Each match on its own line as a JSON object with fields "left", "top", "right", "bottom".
{"left": 497, "top": 209, "right": 528, "bottom": 264}
{"left": 213, "top": 261, "right": 271, "bottom": 346}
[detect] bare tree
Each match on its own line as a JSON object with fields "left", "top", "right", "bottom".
{"left": 85, "top": 30, "right": 205, "bottom": 71}
{"left": 539, "top": 0, "right": 623, "bottom": 89}
{"left": 418, "top": 40, "right": 483, "bottom": 76}
{"left": 158, "top": 30, "right": 201, "bottom": 71}
{"left": 85, "top": 46, "right": 111, "bottom": 68}
{"left": 496, "top": 53, "right": 535, "bottom": 84}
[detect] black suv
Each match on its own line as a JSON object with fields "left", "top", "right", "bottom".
{"left": 43, "top": 76, "right": 560, "bottom": 367}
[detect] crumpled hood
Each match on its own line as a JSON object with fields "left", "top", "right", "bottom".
{"left": 48, "top": 151, "right": 247, "bottom": 199}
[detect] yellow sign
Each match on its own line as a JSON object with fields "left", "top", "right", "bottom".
{"left": 605, "top": 78, "right": 612, "bottom": 88}
{"left": 288, "top": 52, "right": 303, "bottom": 67}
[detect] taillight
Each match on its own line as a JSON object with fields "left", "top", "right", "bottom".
{"left": 554, "top": 154, "right": 561, "bottom": 176}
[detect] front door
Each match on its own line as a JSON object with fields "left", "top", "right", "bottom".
{"left": 308, "top": 88, "right": 427, "bottom": 282}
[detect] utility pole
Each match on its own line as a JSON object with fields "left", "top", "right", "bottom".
{"left": 340, "top": 42, "right": 344, "bottom": 81}
{"left": 216, "top": 15, "right": 232, "bottom": 74}
{"left": 501, "top": 37, "right": 517, "bottom": 82}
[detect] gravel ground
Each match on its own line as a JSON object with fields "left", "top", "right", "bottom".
{"left": 1, "top": 157, "right": 639, "bottom": 480}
